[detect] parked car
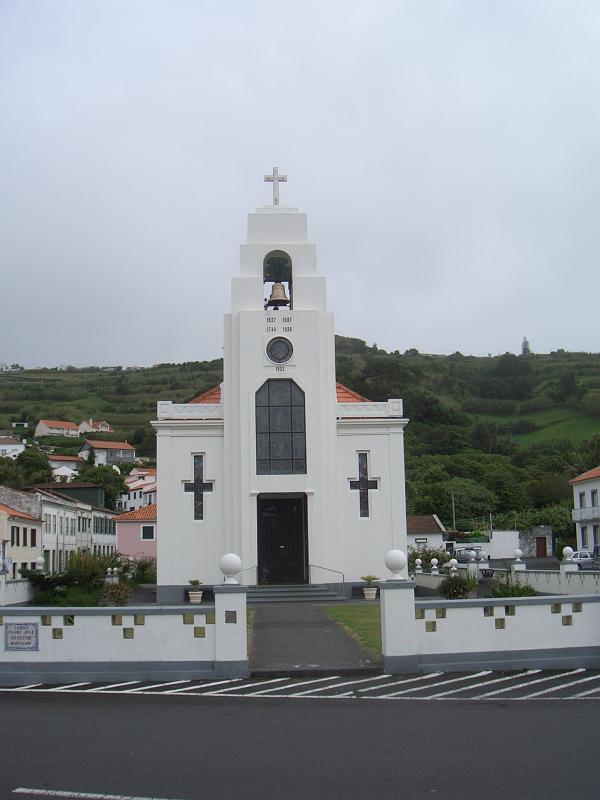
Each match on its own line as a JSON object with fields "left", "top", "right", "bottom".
{"left": 570, "top": 550, "right": 595, "bottom": 569}
{"left": 453, "top": 547, "right": 483, "bottom": 563}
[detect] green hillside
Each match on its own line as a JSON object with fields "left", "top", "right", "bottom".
{"left": 2, "top": 340, "right": 600, "bottom": 535}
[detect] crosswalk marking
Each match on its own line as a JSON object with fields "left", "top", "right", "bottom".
{"left": 380, "top": 671, "right": 491, "bottom": 698}
{"left": 358, "top": 673, "right": 442, "bottom": 694}
{"left": 3, "top": 670, "right": 600, "bottom": 700}
{"left": 472, "top": 669, "right": 583, "bottom": 699}
{"left": 88, "top": 681, "right": 141, "bottom": 692}
{"left": 521, "top": 671, "right": 600, "bottom": 698}
{"left": 127, "top": 679, "right": 190, "bottom": 693}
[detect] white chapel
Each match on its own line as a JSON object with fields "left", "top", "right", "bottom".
{"left": 153, "top": 170, "right": 408, "bottom": 601}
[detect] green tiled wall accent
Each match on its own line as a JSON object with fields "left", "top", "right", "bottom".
{"left": 572, "top": 602, "right": 583, "bottom": 613}
{"left": 206, "top": 612, "right": 215, "bottom": 625}
{"left": 425, "top": 621, "right": 437, "bottom": 633}
{"left": 551, "top": 604, "right": 561, "bottom": 614}
{"left": 483, "top": 607, "right": 494, "bottom": 617}
{"left": 495, "top": 619, "right": 506, "bottom": 630}
{"left": 41, "top": 615, "right": 52, "bottom": 626}
{"left": 435, "top": 608, "right": 446, "bottom": 619}
{"left": 182, "top": 613, "right": 194, "bottom": 625}
{"left": 123, "top": 628, "right": 134, "bottom": 639}
{"left": 225, "top": 610, "right": 237, "bottom": 624}
{"left": 63, "top": 615, "right": 75, "bottom": 626}
{"left": 194, "top": 626, "right": 206, "bottom": 638}
{"left": 52, "top": 628, "right": 63, "bottom": 639}
{"left": 111, "top": 615, "right": 122, "bottom": 626}
{"left": 562, "top": 615, "right": 573, "bottom": 626}
{"left": 134, "top": 614, "right": 145, "bottom": 626}
{"left": 0, "top": 616, "right": 3, "bottom": 625}
{"left": 415, "top": 608, "right": 425, "bottom": 620}
{"left": 504, "top": 606, "right": 516, "bottom": 617}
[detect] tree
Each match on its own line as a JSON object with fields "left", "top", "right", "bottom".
{"left": 15, "top": 448, "right": 53, "bottom": 486}
{"left": 77, "top": 465, "right": 127, "bottom": 509}
{"left": 521, "top": 337, "right": 531, "bottom": 356}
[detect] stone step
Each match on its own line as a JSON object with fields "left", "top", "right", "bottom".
{"left": 246, "top": 584, "right": 345, "bottom": 603}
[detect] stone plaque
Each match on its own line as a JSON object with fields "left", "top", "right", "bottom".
{"left": 5, "top": 622, "right": 39, "bottom": 651}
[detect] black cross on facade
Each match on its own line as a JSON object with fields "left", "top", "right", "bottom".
{"left": 349, "top": 453, "right": 379, "bottom": 518}
{"left": 183, "top": 454, "right": 214, "bottom": 521}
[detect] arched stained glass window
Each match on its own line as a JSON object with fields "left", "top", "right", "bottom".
{"left": 255, "top": 379, "right": 306, "bottom": 475}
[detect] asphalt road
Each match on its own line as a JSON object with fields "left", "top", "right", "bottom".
{"left": 2, "top": 692, "right": 597, "bottom": 800}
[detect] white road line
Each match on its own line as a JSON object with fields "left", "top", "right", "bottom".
{"left": 87, "top": 681, "right": 141, "bottom": 692}
{"left": 164, "top": 678, "right": 242, "bottom": 694}
{"left": 427, "top": 670, "right": 539, "bottom": 698}
{"left": 203, "top": 677, "right": 289, "bottom": 695}
{"left": 7, "top": 684, "right": 43, "bottom": 691}
{"left": 48, "top": 683, "right": 91, "bottom": 692}
{"left": 472, "top": 669, "right": 584, "bottom": 699}
{"left": 127, "top": 679, "right": 190, "bottom": 692}
{"left": 285, "top": 673, "right": 390, "bottom": 697}
{"left": 571, "top": 680, "right": 600, "bottom": 698}
{"left": 13, "top": 788, "right": 188, "bottom": 799}
{"left": 381, "top": 671, "right": 491, "bottom": 698}
{"left": 521, "top": 672, "right": 600, "bottom": 698}
{"left": 358, "top": 673, "right": 442, "bottom": 694}
{"left": 245, "top": 676, "right": 342, "bottom": 695}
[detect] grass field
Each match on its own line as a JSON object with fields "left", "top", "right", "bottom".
{"left": 325, "top": 603, "right": 382, "bottom": 657}
{"left": 478, "top": 407, "right": 600, "bottom": 447}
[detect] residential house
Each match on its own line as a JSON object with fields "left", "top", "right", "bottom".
{"left": 0, "top": 502, "right": 43, "bottom": 580}
{"left": 78, "top": 419, "right": 114, "bottom": 434}
{"left": 0, "top": 437, "right": 26, "bottom": 459}
{"left": 79, "top": 440, "right": 136, "bottom": 466}
{"left": 47, "top": 454, "right": 85, "bottom": 481}
{"left": 115, "top": 504, "right": 157, "bottom": 559}
{"left": 35, "top": 419, "right": 79, "bottom": 438}
{"left": 570, "top": 466, "right": 600, "bottom": 551}
{"left": 407, "top": 515, "right": 446, "bottom": 551}
{"left": 116, "top": 468, "right": 157, "bottom": 511}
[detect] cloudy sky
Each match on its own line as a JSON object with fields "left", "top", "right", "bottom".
{"left": 1, "top": 0, "right": 599, "bottom": 367}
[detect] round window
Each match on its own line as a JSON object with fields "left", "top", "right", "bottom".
{"left": 266, "top": 337, "right": 293, "bottom": 364}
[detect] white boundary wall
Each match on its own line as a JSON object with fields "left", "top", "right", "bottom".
{"left": 0, "top": 577, "right": 34, "bottom": 606}
{"left": 0, "top": 585, "right": 248, "bottom": 685}
{"left": 380, "top": 581, "right": 600, "bottom": 673}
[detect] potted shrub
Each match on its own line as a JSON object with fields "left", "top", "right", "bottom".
{"left": 188, "top": 579, "right": 203, "bottom": 604}
{"left": 361, "top": 575, "right": 379, "bottom": 600}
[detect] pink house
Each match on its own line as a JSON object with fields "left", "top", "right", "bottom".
{"left": 115, "top": 504, "right": 157, "bottom": 559}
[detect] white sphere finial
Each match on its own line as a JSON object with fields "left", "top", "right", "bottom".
{"left": 514, "top": 548, "right": 523, "bottom": 562}
{"left": 220, "top": 553, "right": 242, "bottom": 584}
{"left": 384, "top": 549, "right": 407, "bottom": 580}
{"left": 562, "top": 546, "right": 574, "bottom": 561}
{"left": 469, "top": 550, "right": 476, "bottom": 562}
{"left": 449, "top": 558, "right": 458, "bottom": 572}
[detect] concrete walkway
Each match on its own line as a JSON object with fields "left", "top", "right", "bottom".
{"left": 250, "top": 602, "right": 380, "bottom": 676}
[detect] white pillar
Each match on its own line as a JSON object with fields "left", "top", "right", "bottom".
{"left": 214, "top": 585, "right": 249, "bottom": 678}
{"left": 379, "top": 581, "right": 418, "bottom": 673}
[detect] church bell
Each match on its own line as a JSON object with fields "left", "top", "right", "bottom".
{"left": 266, "top": 282, "right": 290, "bottom": 308}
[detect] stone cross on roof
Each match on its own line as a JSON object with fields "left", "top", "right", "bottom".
{"left": 264, "top": 166, "right": 287, "bottom": 206}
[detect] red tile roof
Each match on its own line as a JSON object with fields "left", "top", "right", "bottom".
{"left": 0, "top": 503, "right": 41, "bottom": 522}
{"left": 116, "top": 504, "right": 157, "bottom": 521}
{"left": 39, "top": 419, "right": 78, "bottom": 430}
{"left": 84, "top": 440, "right": 135, "bottom": 450}
{"left": 0, "top": 437, "right": 23, "bottom": 446}
{"left": 47, "top": 454, "right": 85, "bottom": 463}
{"left": 189, "top": 382, "right": 370, "bottom": 404}
{"left": 190, "top": 385, "right": 222, "bottom": 404}
{"left": 407, "top": 515, "right": 446, "bottom": 535}
{"left": 570, "top": 466, "right": 600, "bottom": 484}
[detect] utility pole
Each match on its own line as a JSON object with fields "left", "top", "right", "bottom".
{"left": 451, "top": 492, "right": 457, "bottom": 531}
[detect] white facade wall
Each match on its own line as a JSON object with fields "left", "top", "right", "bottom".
{"left": 572, "top": 476, "right": 600, "bottom": 550}
{"left": 156, "top": 421, "right": 225, "bottom": 586}
{"left": 487, "top": 530, "right": 520, "bottom": 559}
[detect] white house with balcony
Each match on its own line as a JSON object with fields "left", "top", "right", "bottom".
{"left": 571, "top": 466, "right": 600, "bottom": 551}
{"left": 152, "top": 180, "right": 408, "bottom": 601}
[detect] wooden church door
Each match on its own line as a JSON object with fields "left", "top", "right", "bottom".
{"left": 257, "top": 495, "right": 308, "bottom": 585}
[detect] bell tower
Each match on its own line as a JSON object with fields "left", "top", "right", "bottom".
{"left": 222, "top": 169, "right": 338, "bottom": 583}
